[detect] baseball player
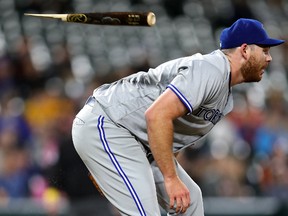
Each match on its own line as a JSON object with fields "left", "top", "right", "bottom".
{"left": 71, "top": 18, "right": 284, "bottom": 216}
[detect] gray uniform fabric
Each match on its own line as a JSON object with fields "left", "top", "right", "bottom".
{"left": 72, "top": 49, "right": 233, "bottom": 216}
{"left": 93, "top": 49, "right": 233, "bottom": 151}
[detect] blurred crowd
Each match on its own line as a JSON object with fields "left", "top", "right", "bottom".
{"left": 0, "top": 0, "right": 288, "bottom": 215}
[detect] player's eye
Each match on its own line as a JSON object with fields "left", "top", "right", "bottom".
{"left": 263, "top": 48, "right": 270, "bottom": 55}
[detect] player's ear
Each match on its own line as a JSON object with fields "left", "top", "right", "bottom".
{"left": 239, "top": 43, "right": 250, "bottom": 60}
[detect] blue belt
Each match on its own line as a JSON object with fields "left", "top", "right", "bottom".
{"left": 85, "top": 96, "right": 96, "bottom": 107}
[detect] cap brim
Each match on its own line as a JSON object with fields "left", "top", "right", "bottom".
{"left": 256, "top": 38, "right": 285, "bottom": 47}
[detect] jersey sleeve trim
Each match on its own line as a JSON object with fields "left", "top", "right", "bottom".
{"left": 167, "top": 84, "right": 193, "bottom": 114}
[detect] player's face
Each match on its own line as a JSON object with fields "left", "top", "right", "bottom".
{"left": 241, "top": 45, "right": 272, "bottom": 82}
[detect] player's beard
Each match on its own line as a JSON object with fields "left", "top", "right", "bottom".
{"left": 241, "top": 55, "right": 265, "bottom": 83}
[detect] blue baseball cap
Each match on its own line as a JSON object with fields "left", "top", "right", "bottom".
{"left": 220, "top": 18, "right": 285, "bottom": 49}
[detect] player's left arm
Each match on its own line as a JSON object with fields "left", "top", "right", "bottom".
{"left": 145, "top": 88, "right": 190, "bottom": 213}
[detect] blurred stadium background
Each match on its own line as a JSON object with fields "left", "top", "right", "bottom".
{"left": 0, "top": 0, "right": 288, "bottom": 215}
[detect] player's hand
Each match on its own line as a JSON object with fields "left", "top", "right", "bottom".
{"left": 164, "top": 176, "right": 190, "bottom": 214}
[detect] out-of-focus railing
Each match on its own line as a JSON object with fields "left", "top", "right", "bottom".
{"left": 0, "top": 197, "right": 287, "bottom": 216}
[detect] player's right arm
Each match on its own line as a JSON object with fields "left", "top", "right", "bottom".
{"left": 145, "top": 88, "right": 190, "bottom": 214}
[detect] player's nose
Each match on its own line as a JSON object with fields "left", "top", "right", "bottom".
{"left": 266, "top": 52, "right": 272, "bottom": 62}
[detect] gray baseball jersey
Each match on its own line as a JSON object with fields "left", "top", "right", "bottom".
{"left": 93, "top": 49, "right": 233, "bottom": 151}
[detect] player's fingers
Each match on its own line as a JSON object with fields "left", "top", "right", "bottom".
{"left": 181, "top": 201, "right": 189, "bottom": 213}
{"left": 175, "top": 197, "right": 182, "bottom": 213}
{"left": 169, "top": 196, "right": 175, "bottom": 209}
{"left": 181, "top": 192, "right": 190, "bottom": 213}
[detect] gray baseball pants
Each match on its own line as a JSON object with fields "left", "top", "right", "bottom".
{"left": 71, "top": 98, "right": 204, "bottom": 216}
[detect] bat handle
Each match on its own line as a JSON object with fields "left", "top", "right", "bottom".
{"left": 24, "top": 13, "right": 68, "bottom": 21}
